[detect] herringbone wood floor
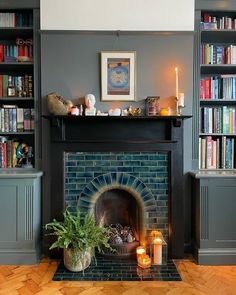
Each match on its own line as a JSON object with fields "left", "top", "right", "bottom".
{"left": 0, "top": 258, "right": 236, "bottom": 295}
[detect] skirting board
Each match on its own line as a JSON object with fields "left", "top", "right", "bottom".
{"left": 195, "top": 246, "right": 236, "bottom": 265}
{"left": 0, "top": 249, "right": 40, "bottom": 265}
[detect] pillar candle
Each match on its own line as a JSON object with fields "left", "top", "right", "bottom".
{"left": 175, "top": 67, "right": 179, "bottom": 99}
{"left": 178, "top": 92, "right": 185, "bottom": 107}
{"left": 153, "top": 237, "right": 162, "bottom": 265}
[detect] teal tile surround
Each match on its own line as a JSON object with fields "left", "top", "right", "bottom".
{"left": 65, "top": 151, "right": 169, "bottom": 239}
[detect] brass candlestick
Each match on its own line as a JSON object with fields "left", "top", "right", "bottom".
{"left": 175, "top": 96, "right": 179, "bottom": 116}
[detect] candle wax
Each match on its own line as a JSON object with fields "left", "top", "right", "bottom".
{"left": 153, "top": 238, "right": 162, "bottom": 265}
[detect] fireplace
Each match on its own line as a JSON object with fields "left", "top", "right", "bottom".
{"left": 43, "top": 115, "right": 190, "bottom": 258}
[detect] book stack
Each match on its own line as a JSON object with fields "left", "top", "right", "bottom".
{"left": 201, "top": 106, "right": 236, "bottom": 134}
{"left": 201, "top": 13, "right": 236, "bottom": 30}
{"left": 0, "top": 12, "right": 33, "bottom": 27}
{"left": 0, "top": 137, "right": 32, "bottom": 168}
{"left": 201, "top": 44, "right": 236, "bottom": 64}
{"left": 199, "top": 136, "right": 235, "bottom": 169}
{"left": 0, "top": 107, "right": 34, "bottom": 132}
{"left": 0, "top": 74, "right": 33, "bottom": 97}
{"left": 0, "top": 42, "right": 33, "bottom": 63}
{"left": 200, "top": 75, "right": 236, "bottom": 99}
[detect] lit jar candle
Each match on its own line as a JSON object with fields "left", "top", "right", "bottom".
{"left": 136, "top": 246, "right": 146, "bottom": 259}
{"left": 138, "top": 254, "right": 151, "bottom": 269}
{"left": 153, "top": 237, "right": 162, "bottom": 265}
{"left": 159, "top": 107, "right": 171, "bottom": 116}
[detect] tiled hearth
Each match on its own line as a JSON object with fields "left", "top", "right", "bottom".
{"left": 53, "top": 256, "right": 181, "bottom": 281}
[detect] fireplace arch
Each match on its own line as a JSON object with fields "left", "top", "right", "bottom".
{"left": 77, "top": 172, "right": 157, "bottom": 243}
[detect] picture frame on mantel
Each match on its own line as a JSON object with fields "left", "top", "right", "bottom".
{"left": 101, "top": 51, "right": 136, "bottom": 101}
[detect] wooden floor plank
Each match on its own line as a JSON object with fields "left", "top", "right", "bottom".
{"left": 0, "top": 258, "right": 236, "bottom": 295}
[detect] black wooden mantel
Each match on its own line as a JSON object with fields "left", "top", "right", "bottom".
{"left": 43, "top": 115, "right": 191, "bottom": 259}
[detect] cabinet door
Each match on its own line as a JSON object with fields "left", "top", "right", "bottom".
{"left": 200, "top": 179, "right": 236, "bottom": 248}
{"left": 0, "top": 182, "right": 19, "bottom": 248}
{"left": 0, "top": 179, "right": 35, "bottom": 249}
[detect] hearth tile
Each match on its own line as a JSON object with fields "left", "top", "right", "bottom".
{"left": 85, "top": 155, "right": 102, "bottom": 160}
{"left": 132, "top": 155, "right": 149, "bottom": 160}
{"left": 101, "top": 155, "right": 117, "bottom": 160}
{"left": 53, "top": 258, "right": 181, "bottom": 282}
{"left": 117, "top": 155, "right": 133, "bottom": 161}
{"left": 117, "top": 167, "right": 133, "bottom": 173}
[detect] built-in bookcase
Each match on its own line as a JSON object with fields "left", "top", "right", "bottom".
{"left": 199, "top": 10, "right": 236, "bottom": 170}
{"left": 0, "top": 9, "right": 39, "bottom": 169}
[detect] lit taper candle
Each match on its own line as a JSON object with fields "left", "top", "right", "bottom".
{"left": 175, "top": 67, "right": 179, "bottom": 100}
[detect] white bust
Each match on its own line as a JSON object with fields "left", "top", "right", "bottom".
{"left": 85, "top": 94, "right": 96, "bottom": 115}
{"left": 85, "top": 94, "right": 96, "bottom": 109}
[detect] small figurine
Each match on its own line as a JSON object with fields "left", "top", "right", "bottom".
{"left": 85, "top": 94, "right": 96, "bottom": 116}
{"left": 70, "top": 106, "right": 79, "bottom": 116}
{"left": 97, "top": 110, "right": 108, "bottom": 116}
{"left": 108, "top": 108, "right": 121, "bottom": 116}
{"left": 128, "top": 106, "right": 141, "bottom": 116}
{"left": 16, "top": 143, "right": 33, "bottom": 168}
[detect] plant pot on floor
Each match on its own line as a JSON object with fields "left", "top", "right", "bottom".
{"left": 64, "top": 247, "right": 92, "bottom": 272}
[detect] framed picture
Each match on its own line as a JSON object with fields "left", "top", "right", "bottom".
{"left": 101, "top": 51, "right": 136, "bottom": 101}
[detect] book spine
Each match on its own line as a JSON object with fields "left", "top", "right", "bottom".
{"left": 201, "top": 137, "right": 206, "bottom": 169}
{"left": 206, "top": 136, "right": 212, "bottom": 169}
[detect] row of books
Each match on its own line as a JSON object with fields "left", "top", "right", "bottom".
{"left": 200, "top": 44, "right": 236, "bottom": 65}
{"left": 0, "top": 74, "right": 33, "bottom": 98}
{"left": 200, "top": 75, "right": 236, "bottom": 100}
{"left": 0, "top": 13, "right": 33, "bottom": 28}
{"left": 200, "top": 106, "right": 236, "bottom": 134}
{"left": 0, "top": 138, "right": 32, "bottom": 168}
{"left": 201, "top": 14, "right": 236, "bottom": 30}
{"left": 0, "top": 108, "right": 34, "bottom": 132}
{"left": 0, "top": 43, "right": 33, "bottom": 63}
{"left": 199, "top": 136, "right": 235, "bottom": 169}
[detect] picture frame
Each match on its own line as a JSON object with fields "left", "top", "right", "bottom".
{"left": 101, "top": 51, "right": 136, "bottom": 101}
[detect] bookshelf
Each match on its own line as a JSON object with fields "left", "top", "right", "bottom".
{"left": 0, "top": 9, "right": 39, "bottom": 169}
{"left": 198, "top": 10, "right": 236, "bottom": 170}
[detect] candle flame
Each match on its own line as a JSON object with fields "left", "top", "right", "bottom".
{"left": 175, "top": 67, "right": 178, "bottom": 72}
{"left": 154, "top": 237, "right": 163, "bottom": 244}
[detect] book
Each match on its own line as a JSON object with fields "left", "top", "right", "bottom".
{"left": 16, "top": 108, "right": 24, "bottom": 131}
{"left": 23, "top": 108, "right": 31, "bottom": 131}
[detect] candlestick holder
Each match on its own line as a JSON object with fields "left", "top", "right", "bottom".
{"left": 178, "top": 104, "right": 185, "bottom": 116}
{"left": 175, "top": 96, "right": 180, "bottom": 116}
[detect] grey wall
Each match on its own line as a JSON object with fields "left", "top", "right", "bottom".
{"left": 40, "top": 31, "right": 194, "bottom": 248}
{"left": 41, "top": 33, "right": 193, "bottom": 114}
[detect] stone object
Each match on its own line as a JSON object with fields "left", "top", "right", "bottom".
{"left": 47, "top": 92, "right": 73, "bottom": 115}
{"left": 108, "top": 108, "right": 121, "bottom": 116}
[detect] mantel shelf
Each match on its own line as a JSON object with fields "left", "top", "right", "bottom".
{"left": 42, "top": 114, "right": 192, "bottom": 121}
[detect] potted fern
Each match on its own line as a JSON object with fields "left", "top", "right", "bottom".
{"left": 45, "top": 208, "right": 112, "bottom": 272}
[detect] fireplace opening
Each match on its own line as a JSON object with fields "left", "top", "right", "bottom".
{"left": 95, "top": 188, "right": 143, "bottom": 257}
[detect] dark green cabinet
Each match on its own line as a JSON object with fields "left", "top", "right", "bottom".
{"left": 0, "top": 171, "right": 42, "bottom": 264}
{"left": 192, "top": 172, "right": 236, "bottom": 265}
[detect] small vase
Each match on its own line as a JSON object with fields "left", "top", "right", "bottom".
{"left": 64, "top": 247, "right": 92, "bottom": 272}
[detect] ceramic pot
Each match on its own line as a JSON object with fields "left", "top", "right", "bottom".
{"left": 64, "top": 247, "right": 92, "bottom": 272}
